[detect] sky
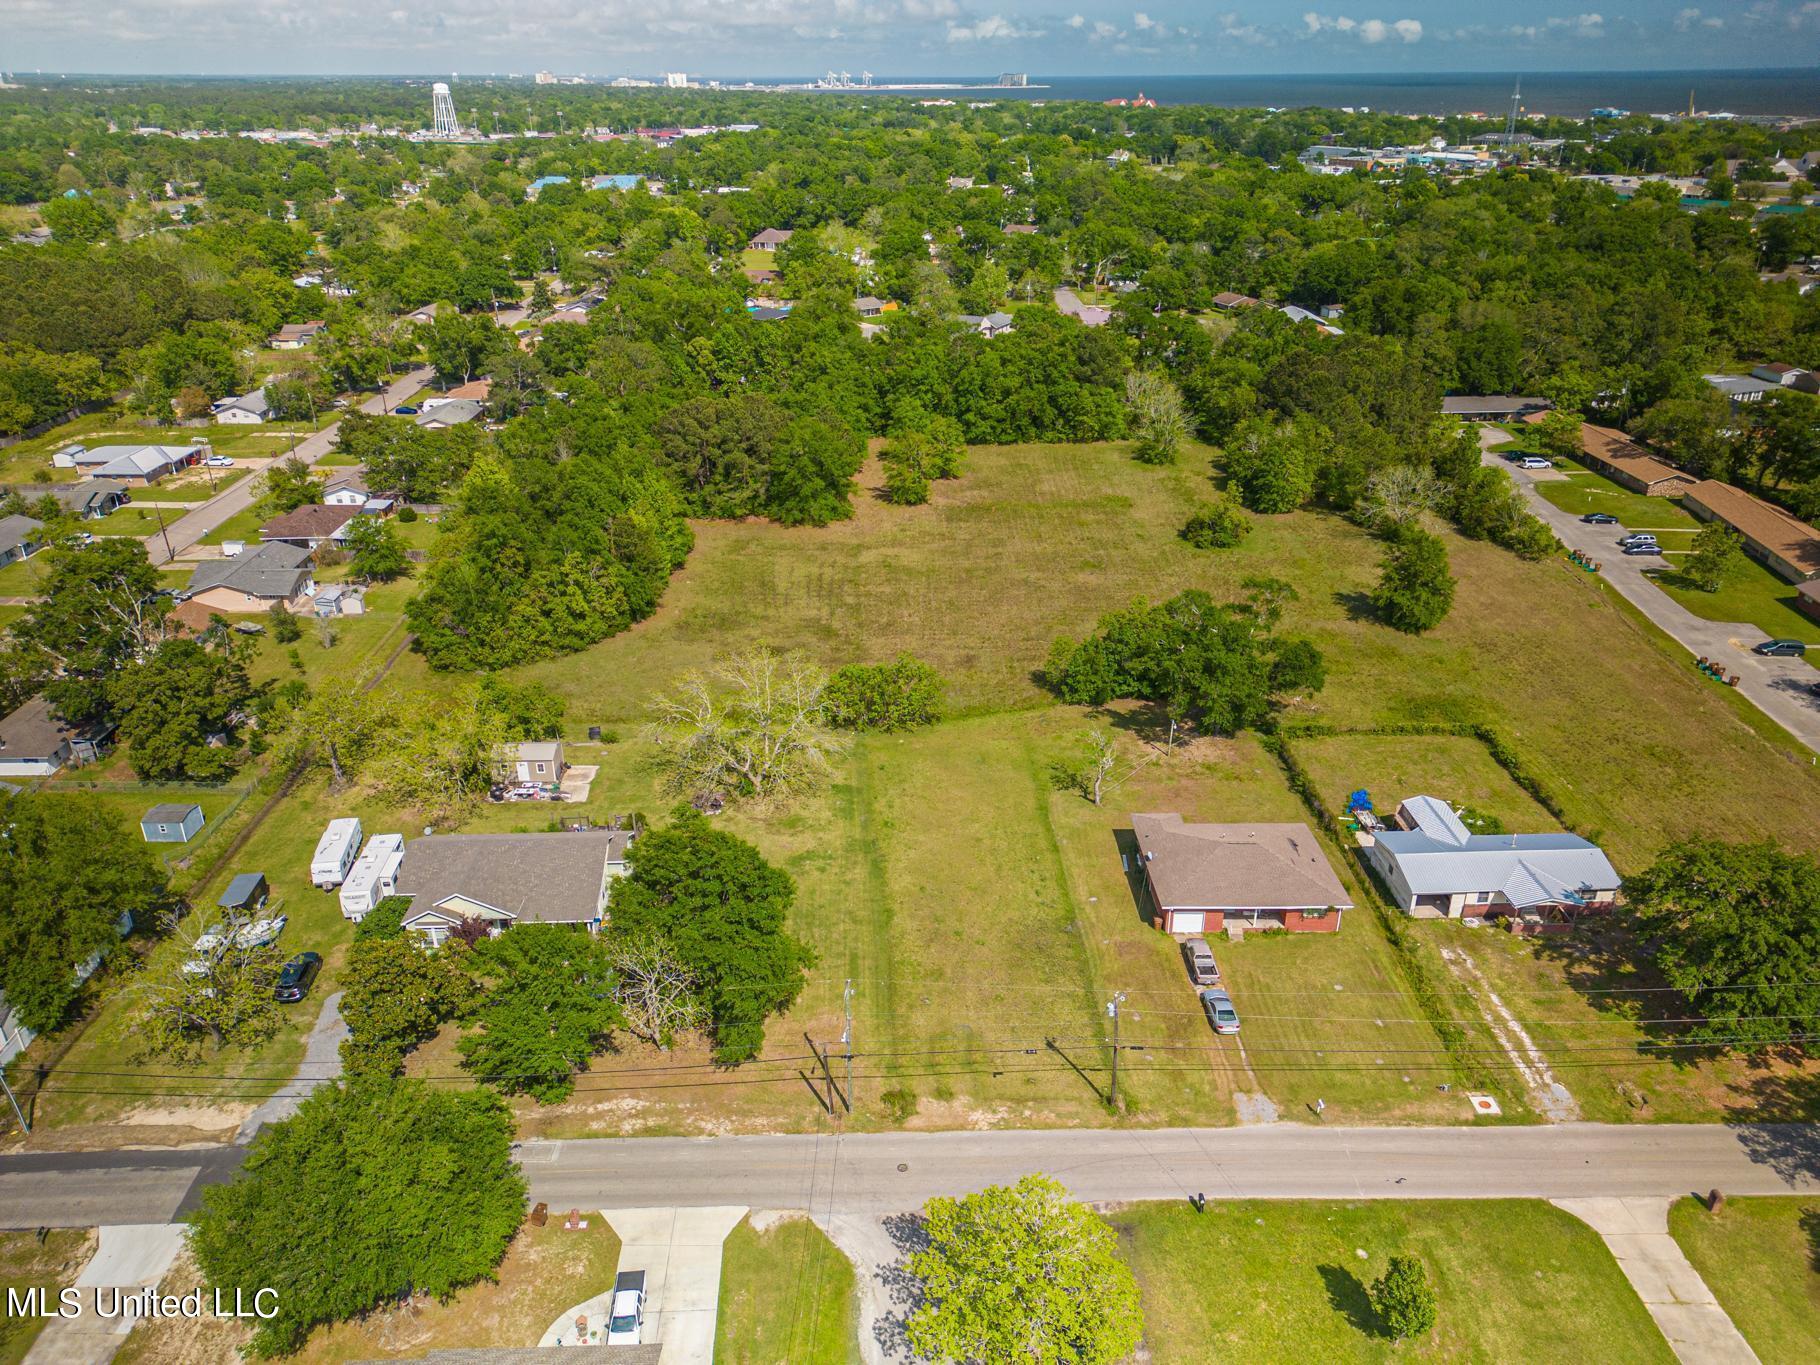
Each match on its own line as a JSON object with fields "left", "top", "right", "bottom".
{"left": 3, "top": 1, "right": 1818, "bottom": 77}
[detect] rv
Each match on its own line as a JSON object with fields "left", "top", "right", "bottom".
{"left": 310, "top": 817, "right": 364, "bottom": 889}
{"left": 339, "top": 833, "right": 404, "bottom": 920}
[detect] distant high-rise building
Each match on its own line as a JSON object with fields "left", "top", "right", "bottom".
{"left": 431, "top": 82, "right": 459, "bottom": 137}
{"left": 663, "top": 72, "right": 689, "bottom": 89}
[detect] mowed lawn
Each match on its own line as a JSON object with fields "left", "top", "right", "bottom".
{"left": 0, "top": 1230, "right": 94, "bottom": 1365}
{"left": 1112, "top": 1199, "right": 1672, "bottom": 1364}
{"left": 1667, "top": 1195, "right": 1820, "bottom": 1364}
{"left": 716, "top": 1215, "right": 859, "bottom": 1365}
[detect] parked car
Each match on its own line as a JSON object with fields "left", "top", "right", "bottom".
{"left": 274, "top": 951, "right": 322, "bottom": 1003}
{"left": 1618, "top": 532, "right": 1657, "bottom": 546}
{"left": 1622, "top": 544, "right": 1663, "bottom": 556}
{"left": 203, "top": 455, "right": 234, "bottom": 467}
{"left": 1580, "top": 512, "right": 1618, "bottom": 525}
{"left": 394, "top": 404, "right": 419, "bottom": 415}
{"left": 1200, "top": 988, "right": 1240, "bottom": 1035}
{"left": 1517, "top": 456, "right": 1553, "bottom": 470}
{"left": 1754, "top": 638, "right": 1809, "bottom": 657}
{"left": 606, "top": 1270, "right": 646, "bottom": 1346}
{"left": 1181, "top": 937, "right": 1220, "bottom": 986}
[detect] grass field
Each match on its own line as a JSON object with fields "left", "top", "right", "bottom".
{"left": 1649, "top": 555, "right": 1820, "bottom": 649}
{"left": 1530, "top": 467, "right": 1701, "bottom": 537}
{"left": 1667, "top": 1195, "right": 1820, "bottom": 1364}
{"left": 716, "top": 1214, "right": 859, "bottom": 1364}
{"left": 1112, "top": 1199, "right": 1672, "bottom": 1363}
{"left": 1291, "top": 732, "right": 1560, "bottom": 841}
{"left": 141, "top": 468, "right": 251, "bottom": 502}
{"left": 111, "top": 1222, "right": 622, "bottom": 1364}
{"left": 19, "top": 440, "right": 1820, "bottom": 1140}
{"left": 0, "top": 1230, "right": 94, "bottom": 1365}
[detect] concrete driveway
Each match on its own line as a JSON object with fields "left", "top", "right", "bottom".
{"left": 593, "top": 1206, "right": 747, "bottom": 1362}
{"left": 25, "top": 1223, "right": 187, "bottom": 1365}
{"left": 1480, "top": 425, "right": 1820, "bottom": 753}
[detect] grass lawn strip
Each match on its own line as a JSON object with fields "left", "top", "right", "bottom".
{"left": 1113, "top": 1198, "right": 1673, "bottom": 1363}
{"left": 715, "top": 1213, "right": 860, "bottom": 1365}
{"left": 0, "top": 1230, "right": 95, "bottom": 1365}
{"left": 1666, "top": 1194, "right": 1820, "bottom": 1364}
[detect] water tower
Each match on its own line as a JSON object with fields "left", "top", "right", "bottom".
{"left": 431, "top": 81, "right": 459, "bottom": 137}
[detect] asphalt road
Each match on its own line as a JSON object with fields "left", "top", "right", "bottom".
{"left": 143, "top": 365, "right": 434, "bottom": 566}
{"left": 1480, "top": 426, "right": 1820, "bottom": 753}
{"left": 9, "top": 1122, "right": 1815, "bottom": 1230}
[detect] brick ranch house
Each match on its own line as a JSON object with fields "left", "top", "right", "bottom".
{"left": 1131, "top": 813, "right": 1353, "bottom": 935}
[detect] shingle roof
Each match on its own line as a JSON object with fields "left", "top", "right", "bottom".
{"left": 186, "top": 540, "right": 314, "bottom": 599}
{"left": 397, "top": 831, "right": 632, "bottom": 926}
{"left": 219, "top": 872, "right": 267, "bottom": 908}
{"left": 1579, "top": 424, "right": 1693, "bottom": 490}
{"left": 415, "top": 399, "right": 484, "bottom": 427}
{"left": 0, "top": 515, "right": 44, "bottom": 555}
{"left": 0, "top": 695, "right": 78, "bottom": 760}
{"left": 1131, "top": 814, "right": 1353, "bottom": 911}
{"left": 1683, "top": 480, "right": 1820, "bottom": 577}
{"left": 143, "top": 802, "right": 201, "bottom": 824}
{"left": 261, "top": 504, "right": 358, "bottom": 541}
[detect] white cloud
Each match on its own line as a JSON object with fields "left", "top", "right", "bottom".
{"left": 1302, "top": 12, "right": 1423, "bottom": 43}
{"left": 1067, "top": 13, "right": 1085, "bottom": 26}
{"left": 1133, "top": 11, "right": 1157, "bottom": 30}
{"left": 1674, "top": 6, "right": 1724, "bottom": 29}
{"left": 945, "top": 13, "right": 1041, "bottom": 42}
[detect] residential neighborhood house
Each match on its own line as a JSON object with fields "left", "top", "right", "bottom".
{"left": 0, "top": 515, "right": 44, "bottom": 567}
{"left": 958, "top": 311, "right": 1016, "bottom": 338}
{"left": 7, "top": 480, "right": 131, "bottom": 520}
{"left": 1131, "top": 813, "right": 1354, "bottom": 935}
{"left": 748, "top": 228, "right": 793, "bottom": 251}
{"left": 1440, "top": 395, "right": 1552, "bottom": 420}
{"left": 415, "top": 398, "right": 484, "bottom": 429}
{"left": 1575, "top": 424, "right": 1697, "bottom": 496}
{"left": 184, "top": 540, "right": 317, "bottom": 611}
{"left": 269, "top": 320, "right": 327, "bottom": 349}
{"left": 1364, "top": 796, "right": 1620, "bottom": 933}
{"left": 259, "top": 504, "right": 360, "bottom": 551}
{"left": 1681, "top": 479, "right": 1820, "bottom": 582}
{"left": 394, "top": 829, "right": 635, "bottom": 944}
{"left": 211, "top": 389, "right": 272, "bottom": 424}
{"left": 0, "top": 695, "right": 114, "bottom": 778}
{"left": 55, "top": 444, "right": 201, "bottom": 485}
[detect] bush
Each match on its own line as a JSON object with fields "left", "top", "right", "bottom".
{"left": 1370, "top": 1254, "right": 1437, "bottom": 1342}
{"left": 1179, "top": 499, "right": 1251, "bottom": 549}
{"left": 880, "top": 1087, "right": 918, "bottom": 1123}
{"left": 882, "top": 459, "right": 931, "bottom": 506}
{"left": 396, "top": 504, "right": 418, "bottom": 523}
{"left": 1372, "top": 527, "right": 1455, "bottom": 634}
{"left": 824, "top": 655, "right": 945, "bottom": 731}
{"left": 268, "top": 601, "right": 303, "bottom": 643}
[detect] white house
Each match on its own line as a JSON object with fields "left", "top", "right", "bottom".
{"left": 212, "top": 389, "right": 272, "bottom": 424}
{"left": 1364, "top": 796, "right": 1620, "bottom": 932}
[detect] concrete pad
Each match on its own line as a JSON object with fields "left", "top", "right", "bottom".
{"left": 1553, "top": 1198, "right": 1759, "bottom": 1365}
{"left": 540, "top": 1205, "right": 745, "bottom": 1360}
{"left": 26, "top": 1224, "right": 188, "bottom": 1365}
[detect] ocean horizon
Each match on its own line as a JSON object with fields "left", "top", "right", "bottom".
{"left": 723, "top": 68, "right": 1820, "bottom": 118}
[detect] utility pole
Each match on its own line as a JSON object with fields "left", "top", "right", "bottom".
{"left": 0, "top": 1069, "right": 28, "bottom": 1134}
{"left": 841, "top": 979, "right": 854, "bottom": 1109}
{"left": 1107, "top": 991, "right": 1126, "bottom": 1111}
{"left": 152, "top": 503, "right": 174, "bottom": 562}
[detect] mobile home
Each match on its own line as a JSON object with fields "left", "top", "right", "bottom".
{"left": 339, "top": 833, "right": 404, "bottom": 920}
{"left": 310, "top": 817, "right": 364, "bottom": 889}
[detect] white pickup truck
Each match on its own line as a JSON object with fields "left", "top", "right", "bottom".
{"left": 606, "top": 1270, "right": 646, "bottom": 1345}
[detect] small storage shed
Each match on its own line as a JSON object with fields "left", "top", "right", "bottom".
{"left": 141, "top": 802, "right": 205, "bottom": 843}
{"left": 218, "top": 872, "right": 270, "bottom": 914}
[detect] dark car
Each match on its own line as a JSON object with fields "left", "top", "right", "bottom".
{"left": 1621, "top": 543, "right": 1663, "bottom": 556}
{"left": 1754, "top": 638, "right": 1809, "bottom": 657}
{"left": 1580, "top": 512, "right": 1619, "bottom": 525}
{"left": 394, "top": 404, "right": 420, "bottom": 415}
{"left": 274, "top": 951, "right": 322, "bottom": 1003}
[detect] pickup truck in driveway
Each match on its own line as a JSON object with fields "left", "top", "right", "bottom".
{"left": 606, "top": 1269, "right": 646, "bottom": 1345}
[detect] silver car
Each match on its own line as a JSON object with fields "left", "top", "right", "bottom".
{"left": 1200, "top": 988, "right": 1240, "bottom": 1035}
{"left": 1182, "top": 937, "right": 1220, "bottom": 986}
